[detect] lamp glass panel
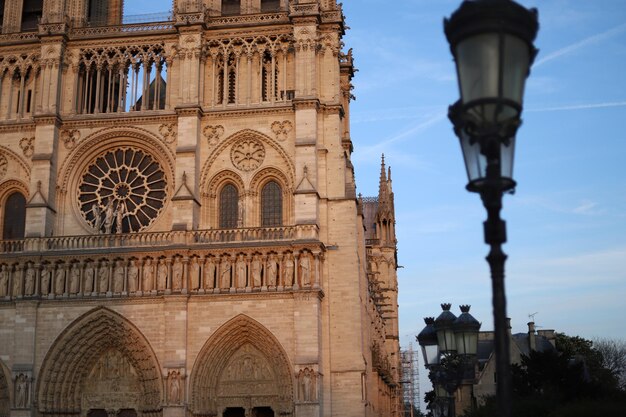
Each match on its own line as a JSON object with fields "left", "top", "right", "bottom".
{"left": 459, "top": 131, "right": 487, "bottom": 182}
{"left": 456, "top": 33, "right": 500, "bottom": 105}
{"left": 455, "top": 331, "right": 479, "bottom": 356}
{"left": 502, "top": 34, "right": 530, "bottom": 106}
{"left": 423, "top": 344, "right": 441, "bottom": 366}
{"left": 500, "top": 136, "right": 516, "bottom": 180}
{"left": 437, "top": 328, "right": 457, "bottom": 353}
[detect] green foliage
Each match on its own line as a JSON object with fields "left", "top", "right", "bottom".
{"left": 461, "top": 334, "right": 626, "bottom": 417}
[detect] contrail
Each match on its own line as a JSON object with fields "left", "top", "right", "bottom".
{"left": 527, "top": 101, "right": 626, "bottom": 112}
{"left": 535, "top": 22, "right": 626, "bottom": 68}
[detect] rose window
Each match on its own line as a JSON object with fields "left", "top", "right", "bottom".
{"left": 231, "top": 139, "right": 266, "bottom": 172}
{"left": 78, "top": 147, "right": 168, "bottom": 233}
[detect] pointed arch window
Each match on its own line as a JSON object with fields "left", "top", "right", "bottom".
{"left": 261, "top": 181, "right": 282, "bottom": 227}
{"left": 3, "top": 192, "right": 26, "bottom": 240}
{"left": 261, "top": 0, "right": 281, "bottom": 13}
{"left": 222, "top": 0, "right": 240, "bottom": 15}
{"left": 21, "top": 0, "right": 43, "bottom": 31}
{"left": 220, "top": 184, "right": 239, "bottom": 229}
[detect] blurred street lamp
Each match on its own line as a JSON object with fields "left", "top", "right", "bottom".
{"left": 444, "top": 1, "right": 539, "bottom": 417}
{"left": 418, "top": 305, "right": 481, "bottom": 417}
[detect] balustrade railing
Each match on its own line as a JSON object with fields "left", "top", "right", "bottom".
{"left": 0, "top": 225, "right": 319, "bottom": 255}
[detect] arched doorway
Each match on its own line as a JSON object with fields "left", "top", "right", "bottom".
{"left": 36, "top": 307, "right": 163, "bottom": 415}
{"left": 190, "top": 315, "right": 294, "bottom": 417}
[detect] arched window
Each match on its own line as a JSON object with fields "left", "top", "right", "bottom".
{"left": 261, "top": 181, "right": 282, "bottom": 227}
{"left": 222, "top": 0, "right": 240, "bottom": 15}
{"left": 3, "top": 192, "right": 26, "bottom": 240}
{"left": 261, "top": 0, "right": 281, "bottom": 13}
{"left": 220, "top": 184, "right": 239, "bottom": 229}
{"left": 87, "top": 0, "right": 109, "bottom": 26}
{"left": 21, "top": 0, "right": 43, "bottom": 31}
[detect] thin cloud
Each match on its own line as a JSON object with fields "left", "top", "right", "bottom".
{"left": 535, "top": 22, "right": 626, "bottom": 68}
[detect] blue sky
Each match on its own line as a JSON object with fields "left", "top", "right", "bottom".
{"left": 125, "top": 0, "right": 626, "bottom": 349}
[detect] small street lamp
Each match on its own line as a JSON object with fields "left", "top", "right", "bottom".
{"left": 444, "top": 1, "right": 539, "bottom": 417}
{"left": 418, "top": 305, "right": 481, "bottom": 417}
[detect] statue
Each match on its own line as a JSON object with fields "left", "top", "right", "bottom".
{"left": 237, "top": 199, "right": 244, "bottom": 228}
{"left": 116, "top": 201, "right": 126, "bottom": 234}
{"left": 235, "top": 255, "right": 246, "bottom": 288}
{"left": 172, "top": 257, "right": 183, "bottom": 290}
{"left": 113, "top": 260, "right": 125, "bottom": 293}
{"left": 15, "top": 373, "right": 28, "bottom": 408}
{"left": 41, "top": 266, "right": 51, "bottom": 296}
{"left": 84, "top": 262, "right": 94, "bottom": 293}
{"left": 251, "top": 255, "right": 262, "bottom": 288}
{"left": 69, "top": 263, "right": 80, "bottom": 294}
{"left": 24, "top": 264, "right": 35, "bottom": 296}
{"left": 54, "top": 266, "right": 65, "bottom": 295}
{"left": 0, "top": 265, "right": 9, "bottom": 297}
{"left": 104, "top": 198, "right": 115, "bottom": 234}
{"left": 127, "top": 260, "right": 139, "bottom": 292}
{"left": 300, "top": 253, "right": 311, "bottom": 286}
{"left": 92, "top": 203, "right": 103, "bottom": 233}
{"left": 204, "top": 257, "right": 215, "bottom": 290}
{"left": 157, "top": 259, "right": 167, "bottom": 290}
{"left": 189, "top": 257, "right": 200, "bottom": 290}
{"left": 169, "top": 371, "right": 180, "bottom": 404}
{"left": 220, "top": 257, "right": 232, "bottom": 289}
{"left": 143, "top": 258, "right": 154, "bottom": 291}
{"left": 12, "top": 271, "right": 21, "bottom": 297}
{"left": 266, "top": 255, "right": 277, "bottom": 287}
{"left": 98, "top": 262, "right": 109, "bottom": 293}
{"left": 283, "top": 254, "right": 294, "bottom": 286}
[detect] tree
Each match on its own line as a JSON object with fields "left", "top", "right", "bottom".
{"left": 593, "top": 337, "right": 626, "bottom": 390}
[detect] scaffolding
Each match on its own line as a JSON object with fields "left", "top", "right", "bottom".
{"left": 401, "top": 343, "right": 421, "bottom": 417}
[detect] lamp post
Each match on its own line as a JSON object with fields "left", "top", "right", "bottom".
{"left": 444, "top": 1, "right": 539, "bottom": 417}
{"left": 418, "top": 305, "right": 481, "bottom": 417}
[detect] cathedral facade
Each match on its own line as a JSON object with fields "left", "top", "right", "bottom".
{"left": 0, "top": 1, "right": 400, "bottom": 416}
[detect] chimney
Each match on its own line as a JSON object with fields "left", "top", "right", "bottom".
{"left": 528, "top": 322, "right": 536, "bottom": 351}
{"left": 537, "top": 330, "right": 556, "bottom": 348}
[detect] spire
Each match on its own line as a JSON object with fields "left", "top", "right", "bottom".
{"left": 378, "top": 154, "right": 388, "bottom": 203}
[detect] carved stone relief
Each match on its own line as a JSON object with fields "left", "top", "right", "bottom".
{"left": 231, "top": 139, "right": 266, "bottom": 172}
{"left": 271, "top": 121, "right": 292, "bottom": 141}
{"left": 82, "top": 348, "right": 142, "bottom": 409}
{"left": 203, "top": 125, "right": 225, "bottom": 147}
{"left": 19, "top": 137, "right": 35, "bottom": 158}
{"left": 167, "top": 369, "right": 184, "bottom": 405}
{"left": 217, "top": 344, "right": 276, "bottom": 398}
{"left": 159, "top": 123, "right": 178, "bottom": 145}
{"left": 61, "top": 129, "right": 81, "bottom": 150}
{"left": 0, "top": 153, "right": 7, "bottom": 180}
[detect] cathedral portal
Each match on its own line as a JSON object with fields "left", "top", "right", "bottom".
{"left": 190, "top": 315, "right": 294, "bottom": 417}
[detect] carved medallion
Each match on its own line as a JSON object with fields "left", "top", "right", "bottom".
{"left": 271, "top": 121, "right": 292, "bottom": 141}
{"left": 0, "top": 154, "right": 7, "bottom": 180}
{"left": 61, "top": 129, "right": 81, "bottom": 150}
{"left": 78, "top": 147, "right": 168, "bottom": 233}
{"left": 203, "top": 125, "right": 225, "bottom": 147}
{"left": 231, "top": 139, "right": 265, "bottom": 172}
{"left": 159, "top": 123, "right": 177, "bottom": 144}
{"left": 19, "top": 137, "right": 35, "bottom": 158}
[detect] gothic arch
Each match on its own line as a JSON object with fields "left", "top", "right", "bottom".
{"left": 0, "top": 179, "right": 29, "bottom": 239}
{"left": 249, "top": 167, "right": 293, "bottom": 227}
{"left": 199, "top": 129, "right": 295, "bottom": 191}
{"left": 190, "top": 314, "right": 294, "bottom": 416}
{"left": 0, "top": 145, "right": 32, "bottom": 181}
{"left": 202, "top": 169, "right": 245, "bottom": 229}
{"left": 57, "top": 127, "right": 175, "bottom": 234}
{"left": 36, "top": 307, "right": 164, "bottom": 415}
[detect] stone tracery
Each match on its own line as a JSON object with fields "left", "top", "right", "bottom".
{"left": 37, "top": 307, "right": 163, "bottom": 414}
{"left": 78, "top": 147, "right": 168, "bottom": 233}
{"left": 190, "top": 315, "right": 294, "bottom": 416}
